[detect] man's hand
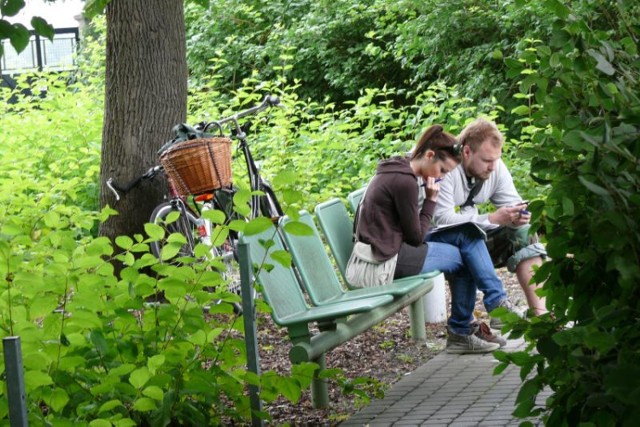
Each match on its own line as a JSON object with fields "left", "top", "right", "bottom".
{"left": 489, "top": 203, "right": 530, "bottom": 226}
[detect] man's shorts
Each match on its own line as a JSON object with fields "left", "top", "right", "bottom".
{"left": 485, "top": 225, "right": 547, "bottom": 273}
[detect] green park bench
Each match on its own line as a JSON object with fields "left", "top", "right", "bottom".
{"left": 239, "top": 213, "right": 441, "bottom": 408}
{"left": 281, "top": 211, "right": 440, "bottom": 341}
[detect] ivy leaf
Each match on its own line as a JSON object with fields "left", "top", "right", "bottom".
{"left": 31, "top": 16, "right": 54, "bottom": 40}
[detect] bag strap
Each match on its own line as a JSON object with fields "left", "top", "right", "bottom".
{"left": 353, "top": 181, "right": 373, "bottom": 242}
{"left": 460, "top": 178, "right": 485, "bottom": 209}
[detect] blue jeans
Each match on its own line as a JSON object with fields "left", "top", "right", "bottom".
{"left": 425, "top": 224, "right": 507, "bottom": 335}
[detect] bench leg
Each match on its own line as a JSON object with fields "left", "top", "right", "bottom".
{"left": 409, "top": 298, "right": 427, "bottom": 341}
{"left": 310, "top": 353, "right": 329, "bottom": 409}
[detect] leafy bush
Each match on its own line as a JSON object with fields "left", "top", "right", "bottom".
{"left": 494, "top": 1, "right": 640, "bottom": 425}
{"left": 193, "top": 79, "right": 517, "bottom": 211}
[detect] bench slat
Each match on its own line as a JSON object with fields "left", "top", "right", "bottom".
{"left": 239, "top": 226, "right": 393, "bottom": 328}
{"left": 315, "top": 198, "right": 440, "bottom": 289}
{"left": 282, "top": 212, "right": 438, "bottom": 305}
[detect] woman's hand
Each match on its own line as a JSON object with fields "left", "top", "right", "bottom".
{"left": 425, "top": 177, "right": 440, "bottom": 202}
{"left": 489, "top": 203, "right": 530, "bottom": 226}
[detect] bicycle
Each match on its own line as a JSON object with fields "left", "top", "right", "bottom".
{"left": 106, "top": 95, "right": 283, "bottom": 309}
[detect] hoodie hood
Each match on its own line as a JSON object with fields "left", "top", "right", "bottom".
{"left": 376, "top": 155, "right": 416, "bottom": 177}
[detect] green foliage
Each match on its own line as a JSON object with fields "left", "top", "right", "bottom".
{"left": 500, "top": 1, "right": 640, "bottom": 424}
{"left": 0, "top": 0, "right": 54, "bottom": 58}
{"left": 189, "top": 79, "right": 507, "bottom": 211}
{"left": 1, "top": 26, "right": 411, "bottom": 423}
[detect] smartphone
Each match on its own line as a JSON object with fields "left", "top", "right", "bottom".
{"left": 509, "top": 200, "right": 530, "bottom": 215}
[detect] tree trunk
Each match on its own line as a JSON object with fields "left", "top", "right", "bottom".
{"left": 99, "top": 0, "right": 187, "bottom": 240}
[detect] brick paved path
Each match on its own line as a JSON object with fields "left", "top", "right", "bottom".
{"left": 341, "top": 337, "right": 550, "bottom": 426}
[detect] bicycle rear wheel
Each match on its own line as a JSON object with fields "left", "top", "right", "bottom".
{"left": 149, "top": 200, "right": 249, "bottom": 313}
{"left": 149, "top": 200, "right": 199, "bottom": 259}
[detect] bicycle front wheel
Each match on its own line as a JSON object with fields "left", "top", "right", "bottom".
{"left": 149, "top": 201, "right": 199, "bottom": 260}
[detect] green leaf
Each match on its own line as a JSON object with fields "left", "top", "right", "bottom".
{"left": 583, "top": 331, "right": 616, "bottom": 354}
{"left": 202, "top": 209, "right": 226, "bottom": 224}
{"left": 283, "top": 220, "right": 312, "bottom": 236}
{"left": 277, "top": 377, "right": 302, "bottom": 403}
{"left": 0, "top": 0, "right": 25, "bottom": 17}
{"left": 84, "top": 0, "right": 110, "bottom": 19}
{"left": 132, "top": 397, "right": 157, "bottom": 412}
{"left": 511, "top": 105, "right": 530, "bottom": 116}
{"left": 147, "top": 355, "right": 166, "bottom": 375}
{"left": 244, "top": 217, "right": 275, "bottom": 235}
{"left": 578, "top": 176, "right": 609, "bottom": 196}
{"left": 161, "top": 243, "right": 181, "bottom": 260}
{"left": 587, "top": 49, "right": 615, "bottom": 76}
{"left": 144, "top": 223, "right": 165, "bottom": 240}
{"left": 9, "top": 23, "right": 29, "bottom": 53}
{"left": 142, "top": 386, "right": 164, "bottom": 401}
{"left": 48, "top": 388, "right": 69, "bottom": 412}
{"left": 98, "top": 399, "right": 125, "bottom": 413}
{"left": 129, "top": 367, "right": 150, "bottom": 389}
{"left": 31, "top": 16, "right": 54, "bottom": 40}
{"left": 561, "top": 197, "right": 574, "bottom": 216}
{"left": 115, "top": 235, "right": 134, "bottom": 250}
{"left": 25, "top": 371, "right": 53, "bottom": 388}
{"left": 270, "top": 249, "right": 292, "bottom": 268}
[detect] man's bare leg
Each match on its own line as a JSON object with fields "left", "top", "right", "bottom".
{"left": 516, "top": 256, "right": 547, "bottom": 315}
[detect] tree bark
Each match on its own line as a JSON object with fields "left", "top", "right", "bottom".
{"left": 99, "top": 0, "right": 187, "bottom": 240}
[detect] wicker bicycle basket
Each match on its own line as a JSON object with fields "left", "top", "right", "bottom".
{"left": 160, "top": 137, "right": 233, "bottom": 195}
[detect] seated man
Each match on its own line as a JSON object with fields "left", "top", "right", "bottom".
{"left": 428, "top": 118, "right": 547, "bottom": 328}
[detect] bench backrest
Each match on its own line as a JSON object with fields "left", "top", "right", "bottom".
{"left": 281, "top": 212, "right": 348, "bottom": 305}
{"left": 239, "top": 226, "right": 309, "bottom": 326}
{"left": 347, "top": 186, "right": 367, "bottom": 213}
{"left": 314, "top": 199, "right": 354, "bottom": 285}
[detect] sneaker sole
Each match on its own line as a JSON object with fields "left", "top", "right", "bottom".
{"left": 445, "top": 343, "right": 500, "bottom": 354}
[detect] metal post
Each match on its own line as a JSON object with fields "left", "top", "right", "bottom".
{"left": 3, "top": 336, "right": 28, "bottom": 427}
{"left": 310, "top": 354, "right": 329, "bottom": 408}
{"left": 238, "top": 243, "right": 263, "bottom": 427}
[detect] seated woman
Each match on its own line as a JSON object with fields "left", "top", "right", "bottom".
{"left": 353, "top": 124, "right": 506, "bottom": 353}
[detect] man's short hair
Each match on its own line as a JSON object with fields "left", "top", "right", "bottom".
{"left": 458, "top": 118, "right": 503, "bottom": 151}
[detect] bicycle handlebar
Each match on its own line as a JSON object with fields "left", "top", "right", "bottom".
{"left": 106, "top": 165, "right": 163, "bottom": 202}
{"left": 203, "top": 95, "right": 280, "bottom": 136}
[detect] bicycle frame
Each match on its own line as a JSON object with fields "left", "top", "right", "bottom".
{"left": 202, "top": 95, "right": 283, "bottom": 220}
{"left": 106, "top": 94, "right": 283, "bottom": 257}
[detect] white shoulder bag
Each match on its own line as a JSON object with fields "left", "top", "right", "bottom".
{"left": 345, "top": 184, "right": 398, "bottom": 288}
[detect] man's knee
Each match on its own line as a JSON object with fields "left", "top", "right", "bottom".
{"left": 507, "top": 242, "right": 548, "bottom": 273}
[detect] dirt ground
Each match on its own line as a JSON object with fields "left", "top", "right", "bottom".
{"left": 257, "top": 268, "right": 527, "bottom": 425}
